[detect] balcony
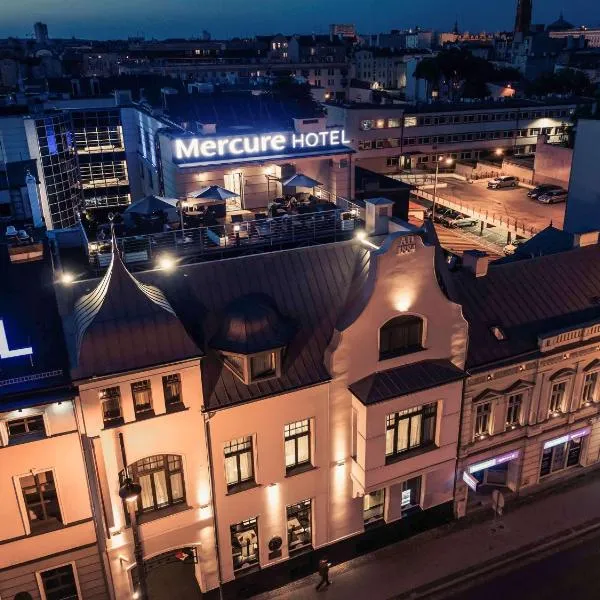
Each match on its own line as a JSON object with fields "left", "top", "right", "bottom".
{"left": 85, "top": 192, "right": 363, "bottom": 273}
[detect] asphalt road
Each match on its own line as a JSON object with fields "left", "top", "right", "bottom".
{"left": 443, "top": 531, "right": 600, "bottom": 600}
{"left": 437, "top": 178, "right": 566, "bottom": 233}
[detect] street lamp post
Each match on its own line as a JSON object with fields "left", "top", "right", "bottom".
{"left": 431, "top": 156, "right": 453, "bottom": 222}
{"left": 118, "top": 433, "right": 148, "bottom": 600}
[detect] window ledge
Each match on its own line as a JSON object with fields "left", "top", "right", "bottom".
{"left": 102, "top": 418, "right": 125, "bottom": 429}
{"left": 285, "top": 463, "right": 316, "bottom": 478}
{"left": 364, "top": 518, "right": 386, "bottom": 530}
{"left": 379, "top": 346, "right": 425, "bottom": 362}
{"left": 136, "top": 503, "right": 191, "bottom": 526}
{"left": 385, "top": 443, "right": 437, "bottom": 465}
{"left": 165, "top": 402, "right": 187, "bottom": 414}
{"left": 226, "top": 480, "right": 259, "bottom": 496}
{"left": 289, "top": 544, "right": 313, "bottom": 557}
{"left": 135, "top": 410, "right": 156, "bottom": 421}
{"left": 233, "top": 564, "right": 261, "bottom": 579}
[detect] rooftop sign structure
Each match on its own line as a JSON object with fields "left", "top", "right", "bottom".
{"left": 173, "top": 129, "right": 351, "bottom": 165}
{"left": 0, "top": 319, "right": 33, "bottom": 359}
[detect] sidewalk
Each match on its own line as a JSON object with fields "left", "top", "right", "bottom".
{"left": 255, "top": 473, "right": 600, "bottom": 600}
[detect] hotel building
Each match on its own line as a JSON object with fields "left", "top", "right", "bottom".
{"left": 325, "top": 97, "right": 586, "bottom": 173}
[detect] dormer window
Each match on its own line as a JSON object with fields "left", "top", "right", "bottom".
{"left": 222, "top": 349, "right": 282, "bottom": 385}
{"left": 379, "top": 315, "right": 424, "bottom": 361}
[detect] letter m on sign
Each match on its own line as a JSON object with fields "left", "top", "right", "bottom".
{"left": 174, "top": 139, "right": 199, "bottom": 160}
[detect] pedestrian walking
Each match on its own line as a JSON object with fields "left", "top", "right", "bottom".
{"left": 315, "top": 558, "right": 332, "bottom": 591}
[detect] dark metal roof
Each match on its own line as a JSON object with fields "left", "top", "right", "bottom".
{"left": 149, "top": 241, "right": 367, "bottom": 409}
{"left": 211, "top": 293, "right": 296, "bottom": 354}
{"left": 494, "top": 226, "right": 574, "bottom": 264}
{"left": 444, "top": 243, "right": 600, "bottom": 370}
{"left": 67, "top": 239, "right": 201, "bottom": 380}
{"left": 349, "top": 359, "right": 465, "bottom": 405}
{"left": 0, "top": 245, "right": 70, "bottom": 400}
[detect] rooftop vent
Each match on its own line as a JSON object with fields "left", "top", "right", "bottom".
{"left": 491, "top": 326, "right": 506, "bottom": 341}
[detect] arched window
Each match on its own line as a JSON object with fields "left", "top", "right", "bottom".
{"left": 379, "top": 315, "right": 424, "bottom": 360}
{"left": 120, "top": 454, "right": 185, "bottom": 515}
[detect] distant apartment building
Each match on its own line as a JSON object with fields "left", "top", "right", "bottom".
{"left": 352, "top": 48, "right": 430, "bottom": 90}
{"left": 549, "top": 28, "right": 600, "bottom": 48}
{"left": 326, "top": 98, "right": 582, "bottom": 173}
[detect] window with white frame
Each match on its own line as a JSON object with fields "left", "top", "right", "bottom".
{"left": 582, "top": 372, "right": 598, "bottom": 406}
{"left": 540, "top": 437, "right": 583, "bottom": 477}
{"left": 38, "top": 563, "right": 80, "bottom": 600}
{"left": 549, "top": 381, "right": 567, "bottom": 415}
{"left": 284, "top": 419, "right": 311, "bottom": 473}
{"left": 506, "top": 394, "right": 522, "bottom": 428}
{"left": 20, "top": 470, "right": 62, "bottom": 534}
{"left": 474, "top": 402, "right": 491, "bottom": 437}
{"left": 224, "top": 436, "right": 255, "bottom": 491}
{"left": 222, "top": 350, "right": 281, "bottom": 385}
{"left": 6, "top": 413, "right": 46, "bottom": 443}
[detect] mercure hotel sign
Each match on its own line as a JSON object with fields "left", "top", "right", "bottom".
{"left": 173, "top": 129, "right": 350, "bottom": 163}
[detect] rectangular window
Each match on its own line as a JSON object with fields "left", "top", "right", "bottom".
{"left": 7, "top": 414, "right": 46, "bottom": 443}
{"left": 385, "top": 403, "right": 437, "bottom": 460}
{"left": 401, "top": 476, "right": 421, "bottom": 511}
{"left": 231, "top": 518, "right": 259, "bottom": 573}
{"left": 284, "top": 420, "right": 311, "bottom": 473}
{"left": 131, "top": 380, "right": 153, "bottom": 417}
{"left": 506, "top": 394, "right": 522, "bottom": 428}
{"left": 386, "top": 157, "right": 399, "bottom": 167}
{"left": 474, "top": 403, "right": 491, "bottom": 437}
{"left": 388, "top": 118, "right": 401, "bottom": 128}
{"left": 549, "top": 381, "right": 567, "bottom": 414}
{"left": 363, "top": 489, "right": 385, "bottom": 525}
{"left": 583, "top": 372, "right": 598, "bottom": 406}
{"left": 20, "top": 471, "right": 62, "bottom": 533}
{"left": 287, "top": 499, "right": 312, "bottom": 553}
{"left": 250, "top": 352, "right": 276, "bottom": 380}
{"left": 540, "top": 437, "right": 583, "bottom": 477}
{"left": 100, "top": 386, "right": 123, "bottom": 427}
{"left": 163, "top": 374, "right": 183, "bottom": 410}
{"left": 224, "top": 436, "right": 255, "bottom": 491}
{"left": 39, "top": 563, "right": 80, "bottom": 600}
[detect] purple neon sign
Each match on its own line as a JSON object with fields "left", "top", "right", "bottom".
{"left": 468, "top": 450, "right": 520, "bottom": 474}
{"left": 543, "top": 426, "right": 591, "bottom": 450}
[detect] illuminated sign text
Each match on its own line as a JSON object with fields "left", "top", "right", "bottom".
{"left": 174, "top": 129, "right": 350, "bottom": 163}
{"left": 468, "top": 450, "right": 520, "bottom": 474}
{"left": 543, "top": 427, "right": 590, "bottom": 450}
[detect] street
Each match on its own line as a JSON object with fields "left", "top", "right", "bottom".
{"left": 444, "top": 529, "right": 600, "bottom": 600}
{"left": 437, "top": 178, "right": 566, "bottom": 232}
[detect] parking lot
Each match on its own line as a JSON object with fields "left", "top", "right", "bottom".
{"left": 436, "top": 178, "right": 566, "bottom": 233}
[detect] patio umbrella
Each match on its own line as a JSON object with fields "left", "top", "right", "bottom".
{"left": 189, "top": 185, "right": 239, "bottom": 201}
{"left": 124, "top": 195, "right": 178, "bottom": 216}
{"left": 282, "top": 173, "right": 322, "bottom": 189}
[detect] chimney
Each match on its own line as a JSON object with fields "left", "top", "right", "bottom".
{"left": 462, "top": 250, "right": 489, "bottom": 277}
{"left": 364, "top": 197, "right": 394, "bottom": 236}
{"left": 573, "top": 231, "right": 600, "bottom": 248}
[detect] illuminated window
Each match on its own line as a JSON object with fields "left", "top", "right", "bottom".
{"left": 250, "top": 352, "right": 276, "bottom": 380}
{"left": 506, "top": 394, "right": 522, "bottom": 428}
{"left": 401, "top": 476, "right": 421, "bottom": 511}
{"left": 474, "top": 402, "right": 491, "bottom": 437}
{"left": 287, "top": 499, "right": 312, "bottom": 553}
{"left": 231, "top": 518, "right": 259, "bottom": 572}
{"left": 540, "top": 438, "right": 582, "bottom": 477}
{"left": 100, "top": 386, "right": 123, "bottom": 427}
{"left": 549, "top": 381, "right": 567, "bottom": 414}
{"left": 20, "top": 471, "right": 62, "bottom": 533}
{"left": 284, "top": 420, "right": 311, "bottom": 473}
{"left": 363, "top": 489, "right": 385, "bottom": 525}
{"left": 224, "top": 436, "right": 255, "bottom": 491}
{"left": 121, "top": 455, "right": 185, "bottom": 516}
{"left": 583, "top": 372, "right": 598, "bottom": 406}
{"left": 379, "top": 315, "right": 424, "bottom": 360}
{"left": 386, "top": 403, "right": 437, "bottom": 461}
{"left": 163, "top": 374, "right": 184, "bottom": 411}
{"left": 131, "top": 380, "right": 153, "bottom": 418}
{"left": 39, "top": 563, "right": 80, "bottom": 600}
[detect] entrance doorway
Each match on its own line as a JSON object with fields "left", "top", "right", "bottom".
{"left": 132, "top": 547, "right": 202, "bottom": 600}
{"left": 224, "top": 172, "right": 244, "bottom": 211}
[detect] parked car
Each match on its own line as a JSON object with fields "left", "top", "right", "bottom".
{"left": 538, "top": 189, "right": 568, "bottom": 204}
{"left": 448, "top": 216, "right": 479, "bottom": 228}
{"left": 437, "top": 208, "right": 461, "bottom": 227}
{"left": 503, "top": 238, "right": 525, "bottom": 255}
{"left": 488, "top": 176, "right": 518, "bottom": 189}
{"left": 527, "top": 184, "right": 561, "bottom": 199}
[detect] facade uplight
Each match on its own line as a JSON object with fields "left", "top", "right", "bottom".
{"left": 61, "top": 272, "right": 75, "bottom": 285}
{"left": 157, "top": 255, "right": 176, "bottom": 271}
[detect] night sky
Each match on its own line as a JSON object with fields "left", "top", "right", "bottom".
{"left": 1, "top": 0, "right": 598, "bottom": 40}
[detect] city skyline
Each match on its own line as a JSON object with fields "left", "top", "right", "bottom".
{"left": 1, "top": 0, "right": 598, "bottom": 39}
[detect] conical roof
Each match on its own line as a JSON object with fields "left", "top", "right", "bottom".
{"left": 71, "top": 233, "right": 200, "bottom": 379}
